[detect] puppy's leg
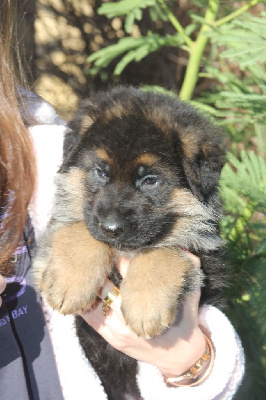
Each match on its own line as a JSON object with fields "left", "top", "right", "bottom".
{"left": 120, "top": 248, "right": 201, "bottom": 338}
{"left": 34, "top": 221, "right": 112, "bottom": 314}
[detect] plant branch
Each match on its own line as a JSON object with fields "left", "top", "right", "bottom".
{"left": 179, "top": 0, "right": 220, "bottom": 101}
{"left": 228, "top": 201, "right": 257, "bottom": 242}
{"left": 157, "top": 0, "right": 193, "bottom": 48}
{"left": 214, "top": 0, "right": 260, "bottom": 27}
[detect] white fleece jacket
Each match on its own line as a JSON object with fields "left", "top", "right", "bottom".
{"left": 28, "top": 118, "right": 245, "bottom": 400}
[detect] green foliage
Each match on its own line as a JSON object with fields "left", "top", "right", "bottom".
{"left": 88, "top": 0, "right": 197, "bottom": 78}
{"left": 198, "top": 12, "right": 266, "bottom": 134}
{"left": 211, "top": 12, "right": 266, "bottom": 66}
{"left": 98, "top": 0, "right": 166, "bottom": 33}
{"left": 221, "top": 151, "right": 266, "bottom": 213}
{"left": 88, "top": 0, "right": 262, "bottom": 100}
{"left": 87, "top": 1, "right": 266, "bottom": 397}
{"left": 219, "top": 149, "right": 266, "bottom": 399}
{"left": 88, "top": 32, "right": 185, "bottom": 76}
{"left": 209, "top": 15, "right": 266, "bottom": 391}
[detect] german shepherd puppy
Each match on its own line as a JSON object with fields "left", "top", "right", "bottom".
{"left": 33, "top": 86, "right": 226, "bottom": 399}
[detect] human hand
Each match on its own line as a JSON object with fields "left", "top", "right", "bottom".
{"left": 80, "top": 251, "right": 205, "bottom": 378}
{"left": 0, "top": 274, "right": 6, "bottom": 308}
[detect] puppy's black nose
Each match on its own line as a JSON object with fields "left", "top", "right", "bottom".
{"left": 99, "top": 219, "right": 124, "bottom": 238}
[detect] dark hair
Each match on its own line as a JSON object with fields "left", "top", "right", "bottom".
{"left": 0, "top": 0, "right": 36, "bottom": 272}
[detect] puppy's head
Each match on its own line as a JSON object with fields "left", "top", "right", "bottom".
{"left": 60, "top": 87, "right": 226, "bottom": 251}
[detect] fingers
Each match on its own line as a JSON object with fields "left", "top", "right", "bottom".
{"left": 0, "top": 275, "right": 6, "bottom": 293}
{"left": 98, "top": 279, "right": 119, "bottom": 301}
{"left": 181, "top": 249, "right": 202, "bottom": 320}
{"left": 182, "top": 289, "right": 201, "bottom": 328}
{"left": 182, "top": 249, "right": 201, "bottom": 269}
{"left": 0, "top": 275, "right": 6, "bottom": 308}
{"left": 81, "top": 278, "right": 121, "bottom": 320}
{"left": 80, "top": 279, "right": 129, "bottom": 349}
{"left": 116, "top": 256, "right": 130, "bottom": 278}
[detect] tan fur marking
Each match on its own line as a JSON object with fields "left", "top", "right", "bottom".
{"left": 178, "top": 128, "right": 199, "bottom": 159}
{"left": 144, "top": 108, "right": 172, "bottom": 137}
{"left": 181, "top": 138, "right": 198, "bottom": 159}
{"left": 80, "top": 115, "right": 94, "bottom": 136}
{"left": 65, "top": 168, "right": 85, "bottom": 219}
{"left": 68, "top": 168, "right": 85, "bottom": 186}
{"left": 96, "top": 148, "right": 113, "bottom": 164}
{"left": 133, "top": 153, "right": 158, "bottom": 166}
{"left": 159, "top": 188, "right": 221, "bottom": 251}
{"left": 103, "top": 103, "right": 130, "bottom": 122}
{"left": 168, "top": 188, "right": 198, "bottom": 209}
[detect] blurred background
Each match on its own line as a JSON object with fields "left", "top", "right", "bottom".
{"left": 17, "top": 1, "right": 266, "bottom": 398}
{"left": 20, "top": 0, "right": 201, "bottom": 116}
{"left": 21, "top": 0, "right": 266, "bottom": 117}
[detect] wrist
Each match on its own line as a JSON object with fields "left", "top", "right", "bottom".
{"left": 162, "top": 333, "right": 214, "bottom": 387}
{"left": 159, "top": 327, "right": 205, "bottom": 378}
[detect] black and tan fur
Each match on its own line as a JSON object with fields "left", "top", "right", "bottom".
{"left": 33, "top": 86, "right": 227, "bottom": 399}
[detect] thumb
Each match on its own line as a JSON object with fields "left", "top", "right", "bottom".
{"left": 116, "top": 257, "right": 131, "bottom": 278}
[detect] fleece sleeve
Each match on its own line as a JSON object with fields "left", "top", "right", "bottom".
{"left": 28, "top": 124, "right": 66, "bottom": 239}
{"left": 136, "top": 304, "right": 245, "bottom": 400}
{"left": 28, "top": 124, "right": 108, "bottom": 399}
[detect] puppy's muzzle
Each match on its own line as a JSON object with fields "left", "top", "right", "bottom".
{"left": 98, "top": 216, "right": 125, "bottom": 238}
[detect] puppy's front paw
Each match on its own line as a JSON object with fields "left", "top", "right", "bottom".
{"left": 40, "top": 262, "right": 100, "bottom": 314}
{"left": 121, "top": 279, "right": 177, "bottom": 338}
{"left": 35, "top": 222, "right": 112, "bottom": 314}
{"left": 40, "top": 271, "right": 89, "bottom": 314}
{"left": 120, "top": 248, "right": 197, "bottom": 337}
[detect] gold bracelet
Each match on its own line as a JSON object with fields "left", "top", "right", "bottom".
{"left": 164, "top": 334, "right": 214, "bottom": 387}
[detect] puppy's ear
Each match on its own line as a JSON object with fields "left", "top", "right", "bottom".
{"left": 63, "top": 99, "right": 99, "bottom": 157}
{"left": 61, "top": 100, "right": 99, "bottom": 171}
{"left": 177, "top": 117, "right": 226, "bottom": 204}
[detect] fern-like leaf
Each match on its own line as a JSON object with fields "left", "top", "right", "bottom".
{"left": 98, "top": 0, "right": 158, "bottom": 33}
{"left": 209, "top": 12, "right": 266, "bottom": 68}
{"left": 221, "top": 150, "right": 266, "bottom": 209}
{"left": 98, "top": 0, "right": 157, "bottom": 18}
{"left": 88, "top": 32, "right": 184, "bottom": 75}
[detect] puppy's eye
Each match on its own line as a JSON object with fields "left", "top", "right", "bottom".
{"left": 95, "top": 167, "right": 108, "bottom": 181}
{"left": 140, "top": 175, "right": 160, "bottom": 189}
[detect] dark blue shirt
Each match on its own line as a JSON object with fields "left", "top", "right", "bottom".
{"left": 0, "top": 217, "right": 64, "bottom": 399}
